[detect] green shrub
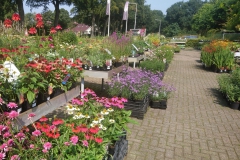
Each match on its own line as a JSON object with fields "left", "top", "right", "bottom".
{"left": 139, "top": 59, "right": 165, "bottom": 73}
{"left": 59, "top": 31, "right": 78, "bottom": 45}
{"left": 185, "top": 39, "right": 200, "bottom": 49}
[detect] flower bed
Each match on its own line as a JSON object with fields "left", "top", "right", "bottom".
{"left": 0, "top": 88, "right": 134, "bottom": 159}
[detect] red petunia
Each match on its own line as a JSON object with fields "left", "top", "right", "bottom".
{"left": 36, "top": 20, "right": 44, "bottom": 28}
{"left": 4, "top": 19, "right": 12, "bottom": 28}
{"left": 28, "top": 27, "right": 37, "bottom": 34}
{"left": 55, "top": 24, "right": 62, "bottom": 30}
{"left": 12, "top": 13, "right": 20, "bottom": 21}
{"left": 50, "top": 27, "right": 57, "bottom": 34}
{"left": 35, "top": 13, "right": 43, "bottom": 21}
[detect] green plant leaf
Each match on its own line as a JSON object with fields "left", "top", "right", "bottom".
{"left": 27, "top": 91, "right": 35, "bottom": 103}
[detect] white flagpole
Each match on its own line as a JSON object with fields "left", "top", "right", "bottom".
{"left": 107, "top": 0, "right": 111, "bottom": 36}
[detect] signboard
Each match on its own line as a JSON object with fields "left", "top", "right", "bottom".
{"left": 0, "top": 61, "right": 20, "bottom": 82}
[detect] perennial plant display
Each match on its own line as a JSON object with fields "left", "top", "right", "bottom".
{"left": 0, "top": 88, "right": 134, "bottom": 159}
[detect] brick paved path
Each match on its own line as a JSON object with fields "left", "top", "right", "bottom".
{"left": 124, "top": 50, "right": 240, "bottom": 160}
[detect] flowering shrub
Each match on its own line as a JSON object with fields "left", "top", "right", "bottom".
{"left": 0, "top": 88, "right": 133, "bottom": 159}
{"left": 107, "top": 67, "right": 175, "bottom": 101}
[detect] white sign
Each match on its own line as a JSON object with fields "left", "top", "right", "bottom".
{"left": 105, "top": 48, "right": 112, "bottom": 55}
{"left": 0, "top": 61, "right": 20, "bottom": 82}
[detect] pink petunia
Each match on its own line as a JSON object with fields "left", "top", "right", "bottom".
{"left": 70, "top": 135, "right": 78, "bottom": 145}
{"left": 3, "top": 132, "right": 11, "bottom": 138}
{"left": 32, "top": 130, "right": 41, "bottom": 137}
{"left": 7, "top": 102, "right": 18, "bottom": 109}
{"left": 8, "top": 110, "right": 19, "bottom": 120}
{"left": 43, "top": 142, "right": 52, "bottom": 150}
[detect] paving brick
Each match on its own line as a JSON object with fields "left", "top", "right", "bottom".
{"left": 123, "top": 50, "right": 240, "bottom": 160}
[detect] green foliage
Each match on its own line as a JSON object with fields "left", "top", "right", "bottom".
{"left": 163, "top": 23, "right": 181, "bottom": 37}
{"left": 139, "top": 59, "right": 165, "bottom": 73}
{"left": 185, "top": 39, "right": 201, "bottom": 49}
{"left": 59, "top": 31, "right": 78, "bottom": 45}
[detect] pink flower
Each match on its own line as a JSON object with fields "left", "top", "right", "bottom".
{"left": 28, "top": 113, "right": 36, "bottom": 119}
{"left": 0, "top": 152, "right": 6, "bottom": 159}
{"left": 82, "top": 140, "right": 88, "bottom": 147}
{"left": 32, "top": 130, "right": 41, "bottom": 137}
{"left": 70, "top": 135, "right": 78, "bottom": 145}
{"left": 8, "top": 110, "right": 19, "bottom": 120}
{"left": 7, "top": 102, "right": 18, "bottom": 109}
{"left": 15, "top": 132, "right": 25, "bottom": 140}
{"left": 3, "top": 132, "right": 11, "bottom": 138}
{"left": 42, "top": 149, "right": 48, "bottom": 153}
{"left": 11, "top": 155, "right": 20, "bottom": 160}
{"left": 30, "top": 144, "right": 35, "bottom": 149}
{"left": 43, "top": 142, "right": 52, "bottom": 150}
{"left": 0, "top": 143, "right": 8, "bottom": 152}
{"left": 117, "top": 102, "right": 124, "bottom": 109}
{"left": 39, "top": 116, "right": 48, "bottom": 122}
{"left": 64, "top": 142, "right": 70, "bottom": 146}
{"left": 7, "top": 139, "right": 14, "bottom": 146}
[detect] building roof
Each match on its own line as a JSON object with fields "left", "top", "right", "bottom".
{"left": 72, "top": 24, "right": 91, "bottom": 32}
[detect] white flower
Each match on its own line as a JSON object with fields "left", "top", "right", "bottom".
{"left": 66, "top": 103, "right": 75, "bottom": 111}
{"left": 107, "top": 108, "right": 114, "bottom": 112}
{"left": 67, "top": 111, "right": 74, "bottom": 115}
{"left": 102, "top": 126, "right": 107, "bottom": 130}
{"left": 109, "top": 119, "right": 115, "bottom": 124}
{"left": 85, "top": 114, "right": 90, "bottom": 118}
{"left": 98, "top": 124, "right": 103, "bottom": 129}
{"left": 101, "top": 109, "right": 109, "bottom": 115}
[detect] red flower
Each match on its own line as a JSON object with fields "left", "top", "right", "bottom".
{"left": 35, "top": 13, "right": 43, "bottom": 21}
{"left": 72, "top": 126, "right": 81, "bottom": 133}
{"left": 79, "top": 124, "right": 88, "bottom": 133}
{"left": 52, "top": 118, "right": 64, "bottom": 126}
{"left": 46, "top": 131, "right": 60, "bottom": 139}
{"left": 34, "top": 122, "right": 42, "bottom": 130}
{"left": 4, "top": 19, "right": 12, "bottom": 28}
{"left": 50, "top": 27, "right": 57, "bottom": 34}
{"left": 55, "top": 24, "right": 62, "bottom": 30}
{"left": 95, "top": 137, "right": 103, "bottom": 144}
{"left": 36, "top": 20, "right": 44, "bottom": 28}
{"left": 12, "top": 13, "right": 20, "bottom": 21}
{"left": 85, "top": 134, "right": 94, "bottom": 140}
{"left": 28, "top": 27, "right": 37, "bottom": 34}
{"left": 89, "top": 127, "right": 99, "bottom": 134}
{"left": 41, "top": 123, "right": 50, "bottom": 133}
{"left": 39, "top": 116, "right": 48, "bottom": 122}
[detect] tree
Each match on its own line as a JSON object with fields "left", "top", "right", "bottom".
{"left": 16, "top": 0, "right": 25, "bottom": 27}
{"left": 26, "top": 0, "right": 72, "bottom": 26}
{"left": 0, "top": 0, "right": 16, "bottom": 21}
{"left": 165, "top": 0, "right": 205, "bottom": 33}
{"left": 163, "top": 23, "right": 181, "bottom": 37}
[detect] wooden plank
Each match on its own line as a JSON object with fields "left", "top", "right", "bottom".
{"left": 15, "top": 85, "right": 80, "bottom": 130}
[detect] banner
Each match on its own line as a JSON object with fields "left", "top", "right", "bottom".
{"left": 123, "top": 1, "right": 129, "bottom": 20}
{"left": 106, "top": 0, "right": 111, "bottom": 15}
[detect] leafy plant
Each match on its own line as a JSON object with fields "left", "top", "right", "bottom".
{"left": 139, "top": 59, "right": 165, "bottom": 73}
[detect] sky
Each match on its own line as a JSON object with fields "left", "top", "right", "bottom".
{"left": 24, "top": 0, "right": 182, "bottom": 15}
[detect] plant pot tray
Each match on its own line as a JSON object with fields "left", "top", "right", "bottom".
{"left": 150, "top": 100, "right": 167, "bottom": 109}
{"left": 124, "top": 99, "right": 149, "bottom": 120}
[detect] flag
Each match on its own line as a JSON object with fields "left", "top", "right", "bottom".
{"left": 106, "top": 0, "right": 110, "bottom": 15}
{"left": 123, "top": 1, "right": 129, "bottom": 20}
